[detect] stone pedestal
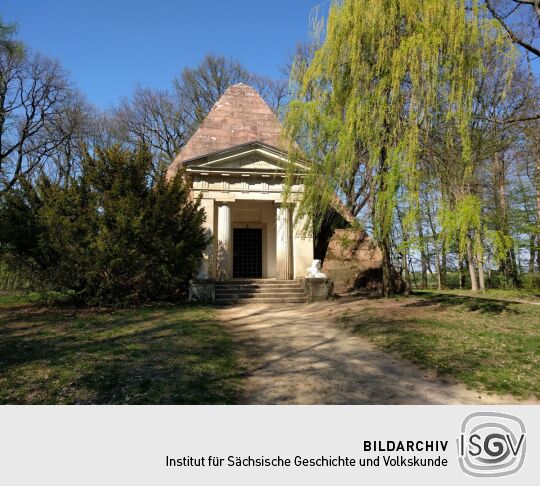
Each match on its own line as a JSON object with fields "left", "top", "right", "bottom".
{"left": 276, "top": 205, "right": 292, "bottom": 279}
{"left": 189, "top": 280, "right": 216, "bottom": 303}
{"left": 217, "top": 203, "right": 232, "bottom": 280}
{"left": 303, "top": 278, "right": 332, "bottom": 302}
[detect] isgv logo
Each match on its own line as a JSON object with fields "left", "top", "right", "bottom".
{"left": 457, "top": 412, "right": 526, "bottom": 477}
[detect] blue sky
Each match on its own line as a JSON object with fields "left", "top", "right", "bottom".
{"left": 2, "top": 0, "right": 323, "bottom": 108}
{"left": 3, "top": 0, "right": 538, "bottom": 109}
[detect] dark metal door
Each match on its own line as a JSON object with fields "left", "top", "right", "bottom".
{"left": 233, "top": 228, "right": 262, "bottom": 278}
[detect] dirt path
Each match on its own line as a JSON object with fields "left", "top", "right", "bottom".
{"left": 218, "top": 300, "right": 531, "bottom": 405}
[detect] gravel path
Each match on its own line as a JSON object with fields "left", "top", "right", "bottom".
{"left": 218, "top": 300, "right": 530, "bottom": 405}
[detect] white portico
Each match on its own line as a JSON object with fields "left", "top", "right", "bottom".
{"left": 187, "top": 141, "right": 312, "bottom": 281}
{"left": 166, "top": 83, "right": 313, "bottom": 284}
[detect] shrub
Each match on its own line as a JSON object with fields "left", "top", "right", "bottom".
{"left": 0, "top": 145, "right": 209, "bottom": 305}
{"left": 523, "top": 272, "right": 540, "bottom": 294}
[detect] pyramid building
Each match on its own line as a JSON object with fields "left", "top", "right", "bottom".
{"left": 168, "top": 83, "right": 313, "bottom": 300}
{"left": 167, "top": 83, "right": 284, "bottom": 177}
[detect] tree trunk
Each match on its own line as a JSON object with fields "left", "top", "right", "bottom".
{"left": 381, "top": 237, "right": 395, "bottom": 297}
{"left": 492, "top": 152, "right": 516, "bottom": 288}
{"left": 375, "top": 139, "right": 399, "bottom": 298}
{"left": 536, "top": 153, "right": 540, "bottom": 271}
{"left": 434, "top": 250, "right": 442, "bottom": 290}
{"left": 475, "top": 232, "right": 486, "bottom": 293}
{"left": 459, "top": 258, "right": 467, "bottom": 289}
{"left": 441, "top": 238, "right": 447, "bottom": 288}
{"left": 466, "top": 238, "right": 479, "bottom": 292}
{"left": 401, "top": 251, "right": 411, "bottom": 295}
{"left": 477, "top": 250, "right": 486, "bottom": 292}
{"left": 417, "top": 218, "right": 428, "bottom": 289}
{"left": 508, "top": 248, "right": 520, "bottom": 287}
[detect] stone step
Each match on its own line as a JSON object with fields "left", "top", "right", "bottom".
{"left": 221, "top": 279, "right": 300, "bottom": 283}
{"left": 216, "top": 285, "right": 302, "bottom": 291}
{"left": 216, "top": 292, "right": 305, "bottom": 301}
{"left": 214, "top": 279, "right": 307, "bottom": 305}
{"left": 215, "top": 296, "right": 307, "bottom": 305}
{"left": 215, "top": 287, "right": 305, "bottom": 295}
{"left": 217, "top": 280, "right": 302, "bottom": 287}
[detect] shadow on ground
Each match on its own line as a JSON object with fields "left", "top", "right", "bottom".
{"left": 406, "top": 292, "right": 519, "bottom": 315}
{"left": 218, "top": 301, "right": 498, "bottom": 405}
{"left": 0, "top": 305, "right": 239, "bottom": 404}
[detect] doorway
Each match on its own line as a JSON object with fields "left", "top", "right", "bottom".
{"left": 233, "top": 228, "right": 262, "bottom": 278}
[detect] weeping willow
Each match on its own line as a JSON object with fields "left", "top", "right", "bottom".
{"left": 284, "top": 0, "right": 516, "bottom": 294}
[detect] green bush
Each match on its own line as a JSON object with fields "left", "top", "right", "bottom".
{"left": 0, "top": 146, "right": 209, "bottom": 305}
{"left": 523, "top": 272, "right": 540, "bottom": 294}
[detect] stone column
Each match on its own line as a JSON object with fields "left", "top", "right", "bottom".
{"left": 292, "top": 204, "right": 314, "bottom": 279}
{"left": 217, "top": 203, "right": 232, "bottom": 280}
{"left": 196, "top": 198, "right": 215, "bottom": 280}
{"left": 276, "top": 204, "right": 293, "bottom": 280}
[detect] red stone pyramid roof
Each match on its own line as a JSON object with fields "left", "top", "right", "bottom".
{"left": 167, "top": 83, "right": 284, "bottom": 178}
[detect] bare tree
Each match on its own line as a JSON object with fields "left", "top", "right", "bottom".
{"left": 173, "top": 54, "right": 254, "bottom": 128}
{"left": 174, "top": 53, "right": 287, "bottom": 128}
{"left": 0, "top": 48, "right": 77, "bottom": 192}
{"left": 485, "top": 0, "right": 540, "bottom": 57}
{"left": 250, "top": 75, "right": 289, "bottom": 116}
{"left": 45, "top": 92, "right": 95, "bottom": 186}
{"left": 111, "top": 86, "right": 190, "bottom": 175}
{"left": 109, "top": 54, "right": 288, "bottom": 176}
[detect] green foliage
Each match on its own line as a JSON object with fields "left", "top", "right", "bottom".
{"left": 523, "top": 273, "right": 540, "bottom": 294}
{"left": 0, "top": 261, "right": 31, "bottom": 291}
{"left": 439, "top": 194, "right": 482, "bottom": 255}
{"left": 0, "top": 146, "right": 209, "bottom": 305}
{"left": 488, "top": 229, "right": 514, "bottom": 265}
{"left": 0, "top": 16, "right": 23, "bottom": 56}
{"left": 284, "top": 0, "right": 516, "bottom": 284}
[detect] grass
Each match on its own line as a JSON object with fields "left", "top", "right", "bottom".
{"left": 0, "top": 294, "right": 241, "bottom": 404}
{"left": 413, "top": 287, "right": 540, "bottom": 303}
{"left": 0, "top": 291, "right": 42, "bottom": 307}
{"left": 339, "top": 291, "right": 540, "bottom": 400}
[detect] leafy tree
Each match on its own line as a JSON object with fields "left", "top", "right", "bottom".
{"left": 0, "top": 16, "right": 22, "bottom": 55}
{"left": 284, "top": 0, "right": 516, "bottom": 295}
{"left": 0, "top": 145, "right": 209, "bottom": 304}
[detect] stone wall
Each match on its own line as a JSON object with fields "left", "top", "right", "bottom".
{"left": 322, "top": 229, "right": 383, "bottom": 293}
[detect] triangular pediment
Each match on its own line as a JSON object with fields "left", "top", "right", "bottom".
{"left": 183, "top": 142, "right": 305, "bottom": 174}
{"left": 204, "top": 156, "right": 284, "bottom": 171}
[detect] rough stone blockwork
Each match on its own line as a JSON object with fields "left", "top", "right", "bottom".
{"left": 167, "top": 83, "right": 284, "bottom": 178}
{"left": 322, "top": 229, "right": 383, "bottom": 293}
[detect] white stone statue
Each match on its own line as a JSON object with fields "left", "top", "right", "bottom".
{"left": 306, "top": 259, "right": 327, "bottom": 278}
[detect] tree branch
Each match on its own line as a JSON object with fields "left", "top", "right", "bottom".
{"left": 486, "top": 0, "right": 540, "bottom": 57}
